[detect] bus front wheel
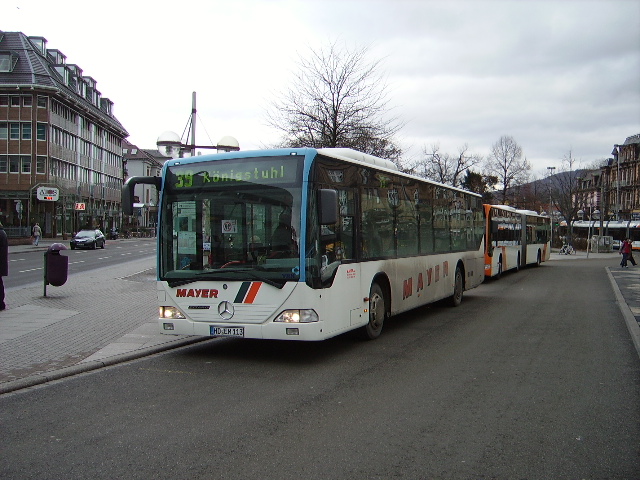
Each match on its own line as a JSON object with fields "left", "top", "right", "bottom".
{"left": 448, "top": 267, "right": 464, "bottom": 307}
{"left": 363, "top": 283, "right": 386, "bottom": 340}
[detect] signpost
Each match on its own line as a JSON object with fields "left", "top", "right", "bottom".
{"left": 37, "top": 187, "right": 59, "bottom": 202}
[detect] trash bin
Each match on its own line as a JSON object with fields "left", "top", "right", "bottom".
{"left": 44, "top": 243, "right": 68, "bottom": 287}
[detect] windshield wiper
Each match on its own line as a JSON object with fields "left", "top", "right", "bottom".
{"left": 167, "top": 278, "right": 198, "bottom": 288}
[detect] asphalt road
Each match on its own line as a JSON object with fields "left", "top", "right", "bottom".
{"left": 1, "top": 257, "right": 638, "bottom": 479}
{"left": 6, "top": 240, "right": 155, "bottom": 288}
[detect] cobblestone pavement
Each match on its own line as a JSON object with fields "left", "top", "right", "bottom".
{"left": 0, "top": 243, "right": 638, "bottom": 394}
{"left": 0, "top": 238, "right": 201, "bottom": 394}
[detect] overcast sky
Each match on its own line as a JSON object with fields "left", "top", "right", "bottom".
{"left": 4, "top": 0, "right": 640, "bottom": 177}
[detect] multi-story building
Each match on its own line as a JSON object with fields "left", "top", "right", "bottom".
{"left": 0, "top": 30, "right": 128, "bottom": 238}
{"left": 576, "top": 134, "right": 640, "bottom": 220}
{"left": 606, "top": 134, "right": 640, "bottom": 219}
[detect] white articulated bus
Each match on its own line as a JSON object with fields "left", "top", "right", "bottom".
{"left": 567, "top": 220, "right": 640, "bottom": 250}
{"left": 123, "top": 148, "right": 485, "bottom": 341}
{"left": 483, "top": 204, "right": 551, "bottom": 278}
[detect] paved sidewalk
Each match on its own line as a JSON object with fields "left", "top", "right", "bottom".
{"left": 0, "top": 238, "right": 202, "bottom": 394}
{"left": 0, "top": 243, "right": 638, "bottom": 395}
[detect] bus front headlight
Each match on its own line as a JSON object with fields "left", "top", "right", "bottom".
{"left": 274, "top": 309, "right": 319, "bottom": 323}
{"left": 159, "top": 306, "right": 186, "bottom": 319}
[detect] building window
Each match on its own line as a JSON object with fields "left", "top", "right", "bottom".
{"left": 0, "top": 155, "right": 7, "bottom": 173}
{"left": 36, "top": 156, "right": 46, "bottom": 174}
{"left": 0, "top": 95, "right": 8, "bottom": 106}
{"left": 9, "top": 155, "right": 19, "bottom": 173}
{"left": 21, "top": 156, "right": 31, "bottom": 174}
{"left": 22, "top": 96, "right": 32, "bottom": 107}
{"left": 0, "top": 122, "right": 7, "bottom": 140}
{"left": 10, "top": 123, "right": 19, "bottom": 140}
{"left": 37, "top": 96, "right": 47, "bottom": 108}
{"left": 0, "top": 52, "right": 18, "bottom": 72}
{"left": 22, "top": 123, "right": 32, "bottom": 140}
{"left": 37, "top": 123, "right": 47, "bottom": 141}
{"left": 10, "top": 96, "right": 20, "bottom": 107}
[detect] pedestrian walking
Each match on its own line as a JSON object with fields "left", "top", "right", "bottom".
{"left": 627, "top": 239, "right": 637, "bottom": 266}
{"left": 620, "top": 238, "right": 633, "bottom": 267}
{"left": 32, "top": 223, "right": 42, "bottom": 246}
{"left": 0, "top": 222, "right": 8, "bottom": 310}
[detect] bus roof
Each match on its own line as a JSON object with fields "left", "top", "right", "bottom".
{"left": 317, "top": 148, "right": 399, "bottom": 171}
{"left": 485, "top": 204, "right": 548, "bottom": 218}
{"left": 162, "top": 147, "right": 482, "bottom": 199}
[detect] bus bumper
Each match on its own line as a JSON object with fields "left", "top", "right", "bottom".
{"left": 158, "top": 318, "right": 328, "bottom": 341}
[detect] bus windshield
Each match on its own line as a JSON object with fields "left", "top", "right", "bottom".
{"left": 158, "top": 155, "right": 303, "bottom": 287}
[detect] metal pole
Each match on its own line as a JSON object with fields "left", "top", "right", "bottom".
{"left": 191, "top": 91, "right": 197, "bottom": 157}
{"left": 547, "top": 166, "right": 556, "bottom": 248}
{"left": 587, "top": 205, "right": 592, "bottom": 258}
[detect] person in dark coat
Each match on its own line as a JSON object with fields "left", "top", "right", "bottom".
{"left": 0, "top": 222, "right": 8, "bottom": 310}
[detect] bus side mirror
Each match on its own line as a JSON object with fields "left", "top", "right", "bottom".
{"left": 319, "top": 189, "right": 338, "bottom": 225}
{"left": 122, "top": 176, "right": 161, "bottom": 215}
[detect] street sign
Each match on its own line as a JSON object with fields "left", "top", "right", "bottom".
{"left": 75, "top": 203, "right": 86, "bottom": 211}
{"left": 37, "top": 187, "right": 59, "bottom": 201}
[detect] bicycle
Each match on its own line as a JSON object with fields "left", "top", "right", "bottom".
{"left": 559, "top": 243, "right": 575, "bottom": 255}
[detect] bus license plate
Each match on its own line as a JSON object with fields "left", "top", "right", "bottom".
{"left": 210, "top": 326, "right": 244, "bottom": 337}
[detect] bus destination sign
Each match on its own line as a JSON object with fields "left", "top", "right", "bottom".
{"left": 167, "top": 156, "right": 300, "bottom": 191}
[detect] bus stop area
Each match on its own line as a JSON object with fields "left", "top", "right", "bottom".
{"left": 0, "top": 238, "right": 203, "bottom": 394}
{"left": 0, "top": 242, "right": 639, "bottom": 395}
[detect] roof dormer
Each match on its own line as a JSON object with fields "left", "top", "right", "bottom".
{"left": 28, "top": 36, "right": 47, "bottom": 55}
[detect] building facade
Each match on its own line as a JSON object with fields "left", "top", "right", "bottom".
{"left": 576, "top": 134, "right": 640, "bottom": 220}
{"left": 122, "top": 140, "right": 166, "bottom": 234}
{"left": 606, "top": 134, "right": 640, "bottom": 219}
{"left": 0, "top": 30, "right": 128, "bottom": 237}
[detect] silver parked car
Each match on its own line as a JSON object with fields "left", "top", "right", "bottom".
{"left": 70, "top": 229, "right": 106, "bottom": 250}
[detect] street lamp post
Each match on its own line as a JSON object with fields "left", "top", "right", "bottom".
{"left": 157, "top": 92, "right": 240, "bottom": 159}
{"left": 547, "top": 166, "right": 556, "bottom": 247}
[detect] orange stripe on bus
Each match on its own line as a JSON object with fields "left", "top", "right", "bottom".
{"left": 245, "top": 282, "right": 262, "bottom": 303}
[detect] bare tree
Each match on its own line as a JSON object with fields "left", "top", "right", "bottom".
{"left": 484, "top": 135, "right": 531, "bottom": 204}
{"left": 548, "top": 149, "right": 587, "bottom": 243}
{"left": 403, "top": 143, "right": 482, "bottom": 188}
{"left": 266, "top": 42, "right": 403, "bottom": 162}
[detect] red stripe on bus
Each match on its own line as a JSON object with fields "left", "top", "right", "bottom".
{"left": 244, "top": 282, "right": 262, "bottom": 304}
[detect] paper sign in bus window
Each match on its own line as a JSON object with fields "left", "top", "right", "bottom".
{"left": 222, "top": 219, "right": 238, "bottom": 234}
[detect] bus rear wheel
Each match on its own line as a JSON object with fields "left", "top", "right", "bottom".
{"left": 363, "top": 283, "right": 386, "bottom": 340}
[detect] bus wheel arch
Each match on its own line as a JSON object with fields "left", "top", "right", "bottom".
{"left": 362, "top": 275, "right": 390, "bottom": 340}
{"left": 448, "top": 261, "right": 465, "bottom": 307}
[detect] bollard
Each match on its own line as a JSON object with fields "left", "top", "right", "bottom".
{"left": 44, "top": 243, "right": 68, "bottom": 297}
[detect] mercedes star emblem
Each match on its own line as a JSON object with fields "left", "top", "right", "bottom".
{"left": 218, "top": 301, "right": 235, "bottom": 320}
